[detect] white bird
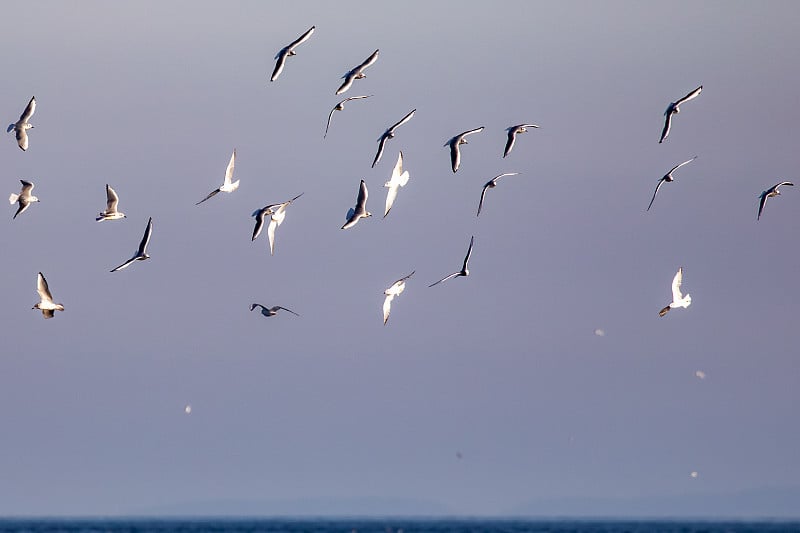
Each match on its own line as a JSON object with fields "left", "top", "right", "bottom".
{"left": 336, "top": 49, "right": 379, "bottom": 95}
{"left": 659, "top": 267, "right": 692, "bottom": 317}
{"left": 646, "top": 156, "right": 697, "bottom": 211}
{"left": 111, "top": 217, "right": 153, "bottom": 272}
{"left": 32, "top": 272, "right": 64, "bottom": 319}
{"left": 270, "top": 25, "right": 315, "bottom": 82}
{"left": 429, "top": 236, "right": 474, "bottom": 287}
{"left": 7, "top": 96, "right": 35, "bottom": 151}
{"left": 384, "top": 151, "right": 410, "bottom": 218}
{"left": 196, "top": 149, "right": 238, "bottom": 205}
{"left": 445, "top": 127, "right": 484, "bottom": 173}
{"left": 342, "top": 179, "right": 371, "bottom": 229}
{"left": 372, "top": 109, "right": 415, "bottom": 168}
{"left": 250, "top": 303, "right": 300, "bottom": 317}
{"left": 324, "top": 95, "right": 371, "bottom": 138}
{"left": 251, "top": 193, "right": 303, "bottom": 255}
{"left": 477, "top": 172, "right": 520, "bottom": 216}
{"left": 757, "top": 181, "right": 794, "bottom": 220}
{"left": 503, "top": 123, "right": 539, "bottom": 158}
{"left": 9, "top": 179, "right": 39, "bottom": 219}
{"left": 383, "top": 271, "right": 414, "bottom": 325}
{"left": 96, "top": 184, "right": 126, "bottom": 221}
{"left": 659, "top": 85, "right": 702, "bottom": 143}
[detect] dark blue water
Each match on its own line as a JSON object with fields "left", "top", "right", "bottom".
{"left": 0, "top": 520, "right": 797, "bottom": 533}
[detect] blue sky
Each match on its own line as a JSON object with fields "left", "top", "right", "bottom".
{"left": 0, "top": 1, "right": 798, "bottom": 517}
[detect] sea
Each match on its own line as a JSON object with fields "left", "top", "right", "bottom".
{"left": 0, "top": 520, "right": 797, "bottom": 533}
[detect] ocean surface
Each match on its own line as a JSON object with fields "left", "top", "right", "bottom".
{"left": 0, "top": 520, "right": 798, "bottom": 533}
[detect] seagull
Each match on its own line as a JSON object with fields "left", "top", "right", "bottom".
{"left": 372, "top": 109, "right": 415, "bottom": 168}
{"left": 757, "top": 181, "right": 794, "bottom": 220}
{"left": 32, "top": 272, "right": 64, "bottom": 319}
{"left": 250, "top": 303, "right": 300, "bottom": 317}
{"left": 7, "top": 96, "right": 35, "bottom": 151}
{"left": 503, "top": 124, "right": 539, "bottom": 158}
{"left": 384, "top": 151, "right": 410, "bottom": 218}
{"left": 658, "top": 267, "right": 691, "bottom": 317}
{"left": 659, "top": 85, "right": 702, "bottom": 143}
{"left": 429, "top": 236, "right": 474, "bottom": 287}
{"left": 111, "top": 217, "right": 153, "bottom": 272}
{"left": 335, "top": 49, "right": 379, "bottom": 95}
{"left": 251, "top": 193, "right": 303, "bottom": 255}
{"left": 342, "top": 179, "right": 371, "bottom": 229}
{"left": 96, "top": 184, "right": 126, "bottom": 221}
{"left": 646, "top": 156, "right": 697, "bottom": 211}
{"left": 196, "top": 149, "right": 238, "bottom": 205}
{"left": 324, "top": 95, "right": 371, "bottom": 138}
{"left": 445, "top": 127, "right": 484, "bottom": 173}
{"left": 477, "top": 172, "right": 520, "bottom": 216}
{"left": 9, "top": 180, "right": 39, "bottom": 219}
{"left": 270, "top": 25, "right": 315, "bottom": 82}
{"left": 383, "top": 271, "right": 414, "bottom": 325}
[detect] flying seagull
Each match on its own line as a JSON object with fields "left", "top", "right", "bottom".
{"left": 646, "top": 156, "right": 697, "bottom": 211}
{"left": 251, "top": 193, "right": 303, "bottom": 255}
{"left": 445, "top": 127, "right": 484, "bottom": 173}
{"left": 196, "top": 149, "right": 238, "bottom": 205}
{"left": 383, "top": 271, "right": 414, "bottom": 325}
{"left": 336, "top": 49, "right": 379, "bottom": 95}
{"left": 372, "top": 109, "right": 415, "bottom": 168}
{"left": 658, "top": 267, "right": 692, "bottom": 317}
{"left": 32, "top": 272, "right": 64, "bottom": 319}
{"left": 477, "top": 173, "right": 520, "bottom": 216}
{"left": 96, "top": 184, "right": 126, "bottom": 221}
{"left": 7, "top": 96, "right": 35, "bottom": 151}
{"left": 111, "top": 217, "right": 153, "bottom": 272}
{"left": 342, "top": 179, "right": 371, "bottom": 229}
{"left": 250, "top": 303, "right": 300, "bottom": 318}
{"left": 429, "top": 236, "right": 475, "bottom": 287}
{"left": 9, "top": 180, "right": 39, "bottom": 219}
{"left": 659, "top": 85, "right": 702, "bottom": 143}
{"left": 384, "top": 151, "right": 410, "bottom": 218}
{"left": 324, "top": 95, "right": 371, "bottom": 138}
{"left": 503, "top": 124, "right": 539, "bottom": 158}
{"left": 757, "top": 181, "right": 794, "bottom": 220}
{"left": 270, "top": 25, "right": 315, "bottom": 82}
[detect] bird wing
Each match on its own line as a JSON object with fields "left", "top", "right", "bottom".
{"left": 287, "top": 25, "right": 315, "bottom": 49}
{"left": 323, "top": 106, "right": 337, "bottom": 138}
{"left": 335, "top": 73, "right": 355, "bottom": 95}
{"left": 20, "top": 180, "right": 34, "bottom": 194}
{"left": 461, "top": 126, "right": 485, "bottom": 137}
{"left": 356, "top": 179, "right": 369, "bottom": 211}
{"left": 137, "top": 217, "right": 153, "bottom": 255}
{"left": 106, "top": 184, "right": 119, "bottom": 212}
{"left": 358, "top": 49, "right": 380, "bottom": 70}
{"left": 449, "top": 141, "right": 461, "bottom": 173}
{"left": 20, "top": 97, "right": 35, "bottom": 122}
{"left": 659, "top": 112, "right": 673, "bottom": 143}
{"left": 757, "top": 192, "right": 768, "bottom": 220}
{"left": 13, "top": 201, "right": 29, "bottom": 220}
{"left": 477, "top": 182, "right": 491, "bottom": 216}
{"left": 223, "top": 149, "right": 236, "bottom": 187}
{"left": 37, "top": 272, "right": 54, "bottom": 303}
{"left": 382, "top": 294, "right": 394, "bottom": 325}
{"left": 372, "top": 134, "right": 388, "bottom": 167}
{"left": 675, "top": 85, "right": 703, "bottom": 106}
{"left": 196, "top": 188, "right": 220, "bottom": 205}
{"left": 668, "top": 156, "right": 698, "bottom": 175}
{"left": 110, "top": 256, "right": 138, "bottom": 272}
{"left": 274, "top": 306, "right": 300, "bottom": 316}
{"left": 462, "top": 235, "right": 475, "bottom": 271}
{"left": 384, "top": 184, "right": 398, "bottom": 218}
{"left": 267, "top": 218, "right": 278, "bottom": 255}
{"left": 251, "top": 208, "right": 268, "bottom": 240}
{"left": 270, "top": 51, "right": 288, "bottom": 82}
{"left": 15, "top": 128, "right": 28, "bottom": 151}
{"left": 503, "top": 129, "right": 516, "bottom": 158}
{"left": 428, "top": 272, "right": 459, "bottom": 287}
{"left": 671, "top": 268, "right": 684, "bottom": 302}
{"left": 776, "top": 181, "right": 795, "bottom": 189}
{"left": 388, "top": 108, "right": 416, "bottom": 133}
{"left": 647, "top": 178, "right": 667, "bottom": 211}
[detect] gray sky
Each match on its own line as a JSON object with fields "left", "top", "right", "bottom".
{"left": 1, "top": 0, "right": 799, "bottom": 517}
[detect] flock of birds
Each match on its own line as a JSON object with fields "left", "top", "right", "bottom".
{"left": 6, "top": 26, "right": 795, "bottom": 325}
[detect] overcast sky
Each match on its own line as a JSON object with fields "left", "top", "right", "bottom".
{"left": 1, "top": 0, "right": 799, "bottom": 517}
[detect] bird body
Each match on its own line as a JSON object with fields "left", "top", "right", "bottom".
{"left": 9, "top": 180, "right": 39, "bottom": 219}
{"left": 7, "top": 96, "right": 35, "bottom": 150}
{"left": 196, "top": 150, "right": 238, "bottom": 205}
{"left": 336, "top": 49, "right": 379, "bottom": 95}
{"left": 342, "top": 180, "right": 371, "bottom": 229}
{"left": 32, "top": 272, "right": 64, "bottom": 319}
{"left": 96, "top": 184, "right": 126, "bottom": 221}
{"left": 270, "top": 25, "right": 315, "bottom": 82}
{"left": 659, "top": 267, "right": 691, "bottom": 317}
{"left": 445, "top": 127, "right": 484, "bottom": 172}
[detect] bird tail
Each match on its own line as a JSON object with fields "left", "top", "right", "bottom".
{"left": 8, "top": 193, "right": 19, "bottom": 204}
{"left": 398, "top": 171, "right": 410, "bottom": 187}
